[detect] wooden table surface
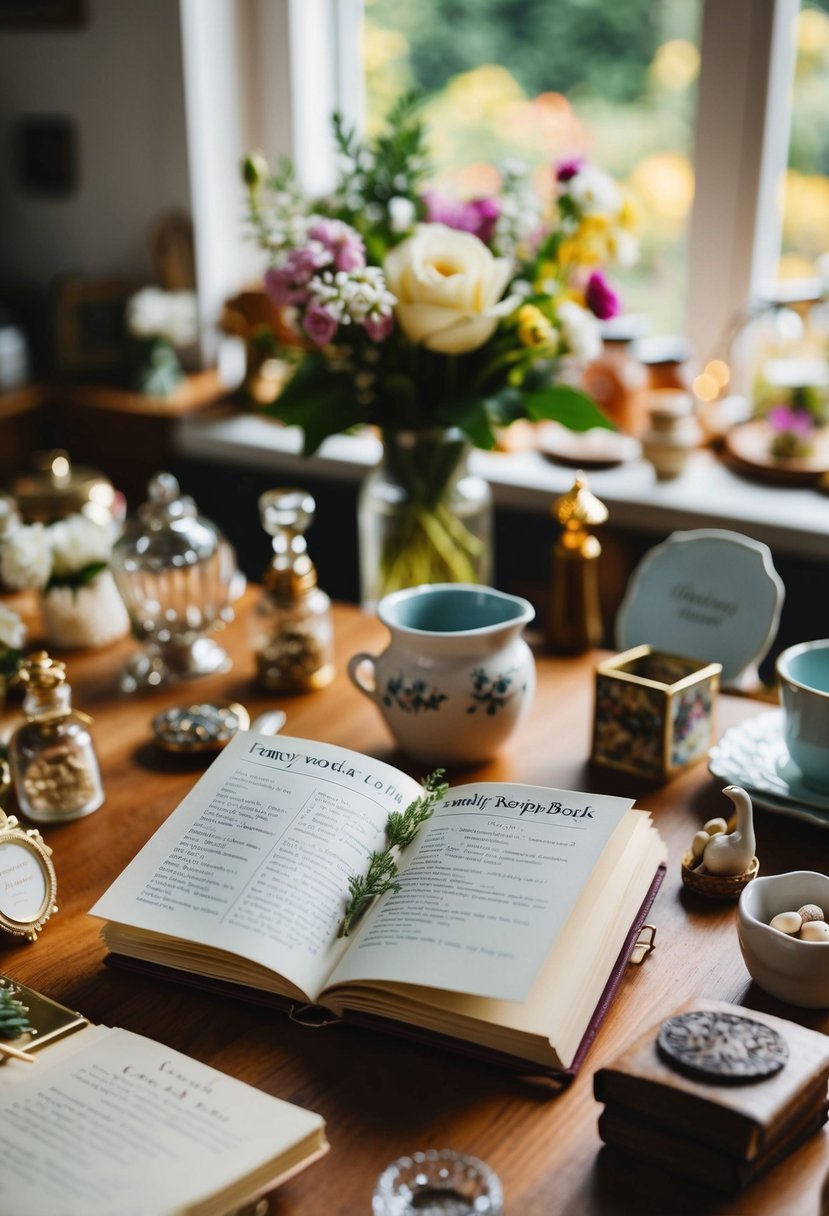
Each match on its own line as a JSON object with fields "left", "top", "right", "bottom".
{"left": 2, "top": 593, "right": 827, "bottom": 1216}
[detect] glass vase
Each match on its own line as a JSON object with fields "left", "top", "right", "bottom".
{"left": 358, "top": 427, "right": 493, "bottom": 609}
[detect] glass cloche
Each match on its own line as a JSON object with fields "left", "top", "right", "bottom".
{"left": 111, "top": 472, "right": 239, "bottom": 692}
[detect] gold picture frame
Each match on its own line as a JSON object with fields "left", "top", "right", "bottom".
{"left": 0, "top": 811, "right": 58, "bottom": 941}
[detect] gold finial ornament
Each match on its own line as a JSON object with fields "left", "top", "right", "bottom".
{"left": 546, "top": 474, "right": 608, "bottom": 654}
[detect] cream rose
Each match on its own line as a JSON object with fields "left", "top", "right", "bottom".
{"left": 384, "top": 223, "right": 518, "bottom": 355}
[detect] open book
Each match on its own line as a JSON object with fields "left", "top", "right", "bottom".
{"left": 0, "top": 979, "right": 327, "bottom": 1216}
{"left": 92, "top": 733, "right": 666, "bottom": 1077}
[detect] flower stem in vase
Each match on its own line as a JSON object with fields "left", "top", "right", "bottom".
{"left": 359, "top": 428, "right": 492, "bottom": 606}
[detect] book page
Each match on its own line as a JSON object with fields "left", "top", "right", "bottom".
{"left": 327, "top": 782, "right": 634, "bottom": 1003}
{"left": 91, "top": 733, "right": 422, "bottom": 1002}
{"left": 0, "top": 1025, "right": 325, "bottom": 1216}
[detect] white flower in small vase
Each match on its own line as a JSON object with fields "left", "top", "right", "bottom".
{"left": 0, "top": 515, "right": 129, "bottom": 651}
{"left": 0, "top": 603, "right": 26, "bottom": 706}
{"left": 127, "top": 287, "right": 199, "bottom": 396}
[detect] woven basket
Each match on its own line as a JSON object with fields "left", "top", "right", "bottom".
{"left": 681, "top": 852, "right": 760, "bottom": 901}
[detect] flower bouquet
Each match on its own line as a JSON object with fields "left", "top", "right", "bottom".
{"left": 244, "top": 95, "right": 637, "bottom": 602}
{"left": 0, "top": 515, "right": 129, "bottom": 650}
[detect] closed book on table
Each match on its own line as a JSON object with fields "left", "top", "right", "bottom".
{"left": 598, "top": 1096, "right": 829, "bottom": 1195}
{"left": 594, "top": 998, "right": 829, "bottom": 1160}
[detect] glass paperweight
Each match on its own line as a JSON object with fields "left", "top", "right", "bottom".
{"left": 372, "top": 1149, "right": 504, "bottom": 1216}
{"left": 111, "top": 472, "right": 238, "bottom": 692}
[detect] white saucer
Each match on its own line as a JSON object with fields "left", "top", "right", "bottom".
{"left": 709, "top": 710, "right": 829, "bottom": 828}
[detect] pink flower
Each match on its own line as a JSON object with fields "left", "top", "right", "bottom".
{"left": 768, "top": 405, "right": 815, "bottom": 435}
{"left": 265, "top": 246, "right": 329, "bottom": 307}
{"left": 556, "top": 157, "right": 584, "bottom": 183}
{"left": 363, "top": 312, "right": 394, "bottom": 343}
{"left": 585, "top": 271, "right": 621, "bottom": 321}
{"left": 303, "top": 300, "right": 338, "bottom": 346}
{"left": 309, "top": 219, "right": 366, "bottom": 272}
{"left": 423, "top": 192, "right": 500, "bottom": 244}
{"left": 264, "top": 267, "right": 298, "bottom": 307}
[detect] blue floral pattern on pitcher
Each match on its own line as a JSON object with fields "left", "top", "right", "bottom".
{"left": 383, "top": 673, "right": 447, "bottom": 713}
{"left": 467, "top": 668, "right": 523, "bottom": 715}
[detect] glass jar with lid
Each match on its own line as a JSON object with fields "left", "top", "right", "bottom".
{"left": 9, "top": 651, "right": 103, "bottom": 823}
{"left": 111, "top": 472, "right": 239, "bottom": 692}
{"left": 11, "top": 449, "right": 122, "bottom": 528}
{"left": 252, "top": 488, "right": 334, "bottom": 691}
{"left": 730, "top": 280, "right": 829, "bottom": 421}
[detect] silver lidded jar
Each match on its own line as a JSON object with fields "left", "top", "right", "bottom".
{"left": 111, "top": 472, "right": 238, "bottom": 692}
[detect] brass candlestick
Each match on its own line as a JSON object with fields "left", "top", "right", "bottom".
{"left": 546, "top": 474, "right": 608, "bottom": 654}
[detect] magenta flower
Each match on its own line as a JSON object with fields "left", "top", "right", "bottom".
{"left": 585, "top": 271, "right": 621, "bottom": 321}
{"left": 556, "top": 157, "right": 585, "bottom": 183}
{"left": 309, "top": 219, "right": 366, "bottom": 272}
{"left": 363, "top": 312, "right": 394, "bottom": 343}
{"left": 423, "top": 192, "right": 500, "bottom": 244}
{"left": 303, "top": 300, "right": 338, "bottom": 346}
{"left": 768, "top": 405, "right": 815, "bottom": 435}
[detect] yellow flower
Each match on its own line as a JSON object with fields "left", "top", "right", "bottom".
{"left": 517, "top": 304, "right": 555, "bottom": 349}
{"left": 618, "top": 195, "right": 639, "bottom": 233}
{"left": 558, "top": 234, "right": 602, "bottom": 268}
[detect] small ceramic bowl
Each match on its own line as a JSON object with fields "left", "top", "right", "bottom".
{"left": 737, "top": 870, "right": 829, "bottom": 1008}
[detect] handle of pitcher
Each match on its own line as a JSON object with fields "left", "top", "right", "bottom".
{"left": 347, "top": 652, "right": 379, "bottom": 701}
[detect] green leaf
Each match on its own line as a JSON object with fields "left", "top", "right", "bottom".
{"left": 440, "top": 397, "right": 497, "bottom": 449}
{"left": 525, "top": 385, "right": 616, "bottom": 432}
{"left": 48, "top": 560, "right": 108, "bottom": 591}
{"left": 264, "top": 356, "right": 367, "bottom": 455}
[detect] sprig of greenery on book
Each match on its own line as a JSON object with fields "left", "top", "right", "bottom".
{"left": 338, "top": 769, "right": 447, "bottom": 938}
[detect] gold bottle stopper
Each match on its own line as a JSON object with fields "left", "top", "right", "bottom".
{"left": 546, "top": 474, "right": 608, "bottom": 655}
{"left": 17, "top": 651, "right": 67, "bottom": 692}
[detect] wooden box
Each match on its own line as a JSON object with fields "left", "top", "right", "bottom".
{"left": 591, "top": 644, "right": 721, "bottom": 780}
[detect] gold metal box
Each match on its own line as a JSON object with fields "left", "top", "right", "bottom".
{"left": 592, "top": 644, "right": 722, "bottom": 781}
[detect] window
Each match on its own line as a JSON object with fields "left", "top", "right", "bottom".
{"left": 780, "top": 0, "right": 829, "bottom": 281}
{"left": 363, "top": 0, "right": 702, "bottom": 336}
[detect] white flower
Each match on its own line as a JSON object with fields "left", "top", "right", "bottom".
{"left": 384, "top": 223, "right": 519, "bottom": 355}
{"left": 388, "top": 196, "right": 416, "bottom": 234}
{"left": 309, "top": 267, "right": 396, "bottom": 325}
{"left": 50, "top": 515, "right": 112, "bottom": 579}
{"left": 0, "top": 603, "right": 25, "bottom": 650}
{"left": 563, "top": 165, "right": 621, "bottom": 217}
{"left": 0, "top": 523, "right": 52, "bottom": 590}
{"left": 127, "top": 288, "right": 199, "bottom": 346}
{"left": 558, "top": 301, "right": 602, "bottom": 363}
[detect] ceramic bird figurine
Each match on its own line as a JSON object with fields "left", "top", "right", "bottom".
{"left": 702, "top": 785, "right": 756, "bottom": 875}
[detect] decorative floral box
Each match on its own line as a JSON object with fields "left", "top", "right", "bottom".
{"left": 591, "top": 644, "right": 722, "bottom": 781}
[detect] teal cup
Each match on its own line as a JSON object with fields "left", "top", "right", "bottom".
{"left": 776, "top": 639, "right": 829, "bottom": 792}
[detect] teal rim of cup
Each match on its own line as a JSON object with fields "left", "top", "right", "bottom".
{"left": 776, "top": 639, "right": 829, "bottom": 699}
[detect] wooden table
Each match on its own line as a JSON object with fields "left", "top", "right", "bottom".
{"left": 2, "top": 595, "right": 827, "bottom": 1216}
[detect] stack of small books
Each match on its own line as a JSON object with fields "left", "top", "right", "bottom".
{"left": 594, "top": 998, "right": 829, "bottom": 1196}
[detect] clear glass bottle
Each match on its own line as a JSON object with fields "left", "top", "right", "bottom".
{"left": 9, "top": 651, "right": 104, "bottom": 823}
{"left": 253, "top": 489, "right": 334, "bottom": 692}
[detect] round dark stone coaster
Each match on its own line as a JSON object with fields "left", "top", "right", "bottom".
{"left": 657, "top": 1010, "right": 789, "bottom": 1084}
